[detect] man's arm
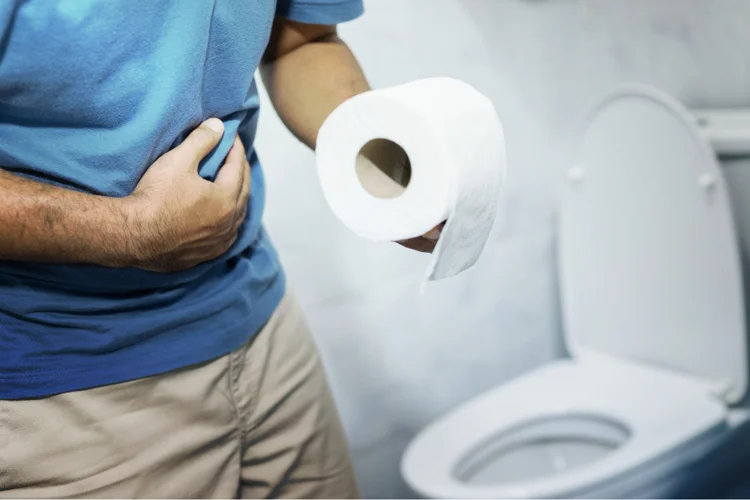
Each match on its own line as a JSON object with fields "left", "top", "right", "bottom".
{"left": 260, "top": 20, "right": 369, "bottom": 150}
{"left": 0, "top": 168, "right": 136, "bottom": 266}
{"left": 0, "top": 119, "right": 250, "bottom": 271}
{"left": 260, "top": 17, "right": 443, "bottom": 251}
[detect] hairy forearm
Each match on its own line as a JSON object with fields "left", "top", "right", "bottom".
{"left": 260, "top": 32, "right": 370, "bottom": 150}
{"left": 0, "top": 168, "right": 136, "bottom": 266}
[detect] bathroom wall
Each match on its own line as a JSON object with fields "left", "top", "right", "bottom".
{"left": 255, "top": 0, "right": 750, "bottom": 497}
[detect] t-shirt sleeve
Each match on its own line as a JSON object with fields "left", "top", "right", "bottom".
{"left": 275, "top": 0, "right": 364, "bottom": 25}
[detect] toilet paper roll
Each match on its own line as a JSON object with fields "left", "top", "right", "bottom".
{"left": 316, "top": 77, "right": 507, "bottom": 281}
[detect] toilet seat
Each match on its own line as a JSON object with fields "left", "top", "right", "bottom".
{"left": 401, "top": 353, "right": 727, "bottom": 499}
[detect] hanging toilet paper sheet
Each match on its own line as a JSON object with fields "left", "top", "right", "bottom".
{"left": 316, "top": 77, "right": 507, "bottom": 281}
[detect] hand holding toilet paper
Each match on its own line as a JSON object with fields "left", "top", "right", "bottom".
{"left": 315, "top": 77, "right": 507, "bottom": 281}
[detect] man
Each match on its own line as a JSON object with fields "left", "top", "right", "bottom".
{"left": 0, "top": 0, "right": 441, "bottom": 497}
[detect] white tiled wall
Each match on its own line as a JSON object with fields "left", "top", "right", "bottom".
{"left": 257, "top": 0, "right": 750, "bottom": 497}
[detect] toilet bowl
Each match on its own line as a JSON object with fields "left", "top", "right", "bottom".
{"left": 403, "top": 353, "right": 729, "bottom": 498}
{"left": 401, "top": 85, "right": 750, "bottom": 499}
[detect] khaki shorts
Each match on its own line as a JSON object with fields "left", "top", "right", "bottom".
{"left": 0, "top": 292, "right": 360, "bottom": 499}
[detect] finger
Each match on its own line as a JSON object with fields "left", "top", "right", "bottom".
{"left": 225, "top": 135, "right": 245, "bottom": 164}
{"left": 142, "top": 258, "right": 185, "bottom": 273}
{"left": 397, "top": 237, "right": 437, "bottom": 253}
{"left": 423, "top": 227, "right": 441, "bottom": 242}
{"left": 231, "top": 171, "right": 250, "bottom": 230}
{"left": 232, "top": 190, "right": 250, "bottom": 231}
{"left": 228, "top": 139, "right": 250, "bottom": 215}
{"left": 176, "top": 118, "right": 225, "bottom": 166}
{"left": 236, "top": 156, "right": 251, "bottom": 212}
{"left": 233, "top": 134, "right": 246, "bottom": 155}
{"left": 423, "top": 221, "right": 446, "bottom": 242}
{"left": 214, "top": 137, "right": 246, "bottom": 199}
{"left": 216, "top": 233, "right": 239, "bottom": 258}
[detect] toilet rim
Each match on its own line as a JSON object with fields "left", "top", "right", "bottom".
{"left": 402, "top": 407, "right": 710, "bottom": 499}
{"left": 401, "top": 355, "right": 728, "bottom": 500}
{"left": 451, "top": 411, "right": 631, "bottom": 484}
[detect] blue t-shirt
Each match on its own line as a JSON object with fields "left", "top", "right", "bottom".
{"left": 0, "top": 0, "right": 363, "bottom": 399}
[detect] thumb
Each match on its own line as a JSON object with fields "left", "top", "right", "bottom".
{"left": 176, "top": 118, "right": 225, "bottom": 166}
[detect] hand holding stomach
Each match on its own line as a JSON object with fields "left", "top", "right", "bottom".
{"left": 123, "top": 119, "right": 251, "bottom": 273}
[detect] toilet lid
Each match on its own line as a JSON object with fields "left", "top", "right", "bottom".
{"left": 559, "top": 84, "right": 748, "bottom": 403}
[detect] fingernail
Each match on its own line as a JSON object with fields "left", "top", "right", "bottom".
{"left": 204, "top": 118, "right": 224, "bottom": 133}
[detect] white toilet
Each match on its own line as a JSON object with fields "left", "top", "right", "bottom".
{"left": 401, "top": 84, "right": 750, "bottom": 499}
